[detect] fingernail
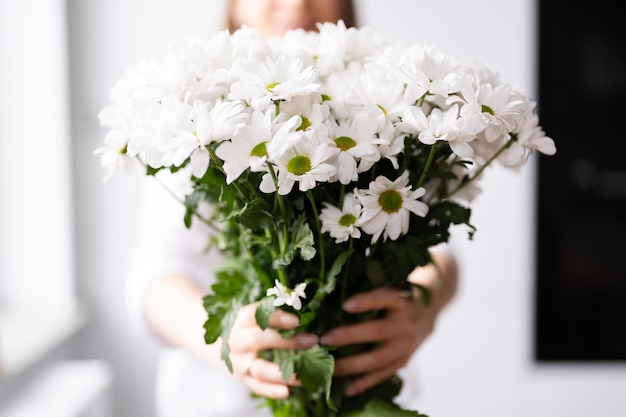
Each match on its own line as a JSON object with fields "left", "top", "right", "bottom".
{"left": 343, "top": 297, "right": 360, "bottom": 311}
{"left": 345, "top": 384, "right": 358, "bottom": 397}
{"left": 297, "top": 334, "right": 317, "bottom": 347}
{"left": 280, "top": 314, "right": 299, "bottom": 327}
{"left": 319, "top": 333, "right": 336, "bottom": 346}
{"left": 275, "top": 386, "right": 290, "bottom": 398}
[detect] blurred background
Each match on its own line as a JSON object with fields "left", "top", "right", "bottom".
{"left": 1, "top": 0, "right": 624, "bottom": 416}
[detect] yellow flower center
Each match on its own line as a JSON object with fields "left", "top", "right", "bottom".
{"left": 266, "top": 82, "right": 280, "bottom": 92}
{"left": 378, "top": 190, "right": 403, "bottom": 213}
{"left": 481, "top": 104, "right": 495, "bottom": 115}
{"left": 338, "top": 213, "right": 356, "bottom": 227}
{"left": 287, "top": 155, "right": 311, "bottom": 175}
{"left": 334, "top": 136, "right": 357, "bottom": 152}
{"left": 250, "top": 141, "right": 268, "bottom": 157}
{"left": 298, "top": 116, "right": 311, "bottom": 131}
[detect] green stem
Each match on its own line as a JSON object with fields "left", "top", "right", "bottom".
{"left": 265, "top": 163, "right": 291, "bottom": 285}
{"left": 339, "top": 238, "right": 354, "bottom": 323}
{"left": 135, "top": 156, "right": 219, "bottom": 231}
{"left": 207, "top": 146, "right": 250, "bottom": 202}
{"left": 416, "top": 143, "right": 437, "bottom": 188}
{"left": 306, "top": 190, "right": 326, "bottom": 280}
{"left": 266, "top": 164, "right": 290, "bottom": 255}
{"left": 445, "top": 135, "right": 516, "bottom": 199}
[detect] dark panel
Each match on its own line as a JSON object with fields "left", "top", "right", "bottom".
{"left": 536, "top": 0, "right": 626, "bottom": 361}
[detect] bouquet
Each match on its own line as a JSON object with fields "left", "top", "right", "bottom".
{"left": 96, "top": 21, "right": 556, "bottom": 416}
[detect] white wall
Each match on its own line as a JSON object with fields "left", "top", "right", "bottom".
{"left": 0, "top": 0, "right": 75, "bottom": 312}
{"left": 68, "top": 1, "right": 626, "bottom": 417}
{"left": 67, "top": 1, "right": 227, "bottom": 416}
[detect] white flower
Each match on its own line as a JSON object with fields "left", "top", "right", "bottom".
{"left": 396, "top": 104, "right": 476, "bottom": 158}
{"left": 93, "top": 134, "right": 135, "bottom": 182}
{"left": 171, "top": 99, "right": 247, "bottom": 178}
{"left": 355, "top": 171, "right": 428, "bottom": 243}
{"left": 476, "top": 82, "right": 526, "bottom": 143}
{"left": 260, "top": 141, "right": 338, "bottom": 195}
{"left": 499, "top": 108, "right": 556, "bottom": 169}
{"left": 320, "top": 192, "right": 362, "bottom": 243}
{"left": 394, "top": 43, "right": 458, "bottom": 103}
{"left": 215, "top": 109, "right": 303, "bottom": 184}
{"left": 229, "top": 55, "right": 320, "bottom": 109}
{"left": 325, "top": 108, "right": 383, "bottom": 184}
{"left": 266, "top": 280, "right": 307, "bottom": 310}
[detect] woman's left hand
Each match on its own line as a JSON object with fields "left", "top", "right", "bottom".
{"left": 319, "top": 285, "right": 435, "bottom": 397}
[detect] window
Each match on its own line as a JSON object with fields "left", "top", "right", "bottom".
{"left": 0, "top": 0, "right": 83, "bottom": 380}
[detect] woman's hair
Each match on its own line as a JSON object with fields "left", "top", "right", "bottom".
{"left": 226, "top": 0, "right": 357, "bottom": 33}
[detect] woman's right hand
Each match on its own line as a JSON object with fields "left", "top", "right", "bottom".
{"left": 227, "top": 303, "right": 318, "bottom": 399}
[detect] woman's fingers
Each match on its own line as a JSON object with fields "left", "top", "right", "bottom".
{"left": 332, "top": 339, "right": 412, "bottom": 378}
{"left": 239, "top": 357, "right": 292, "bottom": 399}
{"left": 268, "top": 308, "right": 301, "bottom": 329}
{"left": 320, "top": 319, "right": 397, "bottom": 346}
{"left": 320, "top": 288, "right": 420, "bottom": 348}
{"left": 343, "top": 358, "right": 407, "bottom": 397}
{"left": 246, "top": 357, "right": 300, "bottom": 385}
{"left": 231, "top": 304, "right": 317, "bottom": 351}
{"left": 342, "top": 286, "right": 416, "bottom": 314}
{"left": 231, "top": 349, "right": 303, "bottom": 399}
{"left": 236, "top": 303, "right": 300, "bottom": 329}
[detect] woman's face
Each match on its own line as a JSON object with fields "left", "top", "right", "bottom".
{"left": 230, "top": 0, "right": 345, "bottom": 39}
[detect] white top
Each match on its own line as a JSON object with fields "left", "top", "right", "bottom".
{"left": 125, "top": 171, "right": 272, "bottom": 417}
{"left": 125, "top": 170, "right": 420, "bottom": 417}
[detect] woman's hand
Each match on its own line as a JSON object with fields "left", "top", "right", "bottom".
{"left": 227, "top": 303, "right": 318, "bottom": 399}
{"left": 319, "top": 251, "right": 457, "bottom": 397}
{"left": 319, "top": 286, "right": 434, "bottom": 397}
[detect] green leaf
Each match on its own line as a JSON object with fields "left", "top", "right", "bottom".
{"left": 294, "top": 345, "right": 335, "bottom": 408}
{"left": 364, "top": 259, "right": 385, "bottom": 285}
{"left": 275, "top": 214, "right": 316, "bottom": 267}
{"left": 429, "top": 201, "right": 471, "bottom": 225}
{"left": 255, "top": 296, "right": 276, "bottom": 330}
{"left": 291, "top": 215, "right": 316, "bottom": 261}
{"left": 183, "top": 186, "right": 212, "bottom": 228}
{"left": 326, "top": 248, "right": 353, "bottom": 285}
{"left": 221, "top": 338, "right": 233, "bottom": 373}
{"left": 340, "top": 398, "right": 429, "bottom": 417}
{"left": 202, "top": 312, "right": 222, "bottom": 344}
{"left": 274, "top": 349, "right": 297, "bottom": 383}
{"left": 225, "top": 198, "right": 271, "bottom": 230}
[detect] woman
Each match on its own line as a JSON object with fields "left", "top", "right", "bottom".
{"left": 126, "top": 1, "right": 458, "bottom": 415}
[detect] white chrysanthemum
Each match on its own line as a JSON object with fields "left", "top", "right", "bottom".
{"left": 93, "top": 133, "right": 135, "bottom": 182}
{"left": 477, "top": 82, "right": 526, "bottom": 143}
{"left": 228, "top": 54, "right": 320, "bottom": 109}
{"left": 315, "top": 20, "right": 394, "bottom": 75}
{"left": 277, "top": 95, "right": 331, "bottom": 142}
{"left": 215, "top": 109, "right": 304, "bottom": 183}
{"left": 325, "top": 108, "right": 383, "bottom": 184}
{"left": 355, "top": 171, "right": 428, "bottom": 243}
{"left": 319, "top": 192, "right": 362, "bottom": 243}
{"left": 125, "top": 94, "right": 195, "bottom": 169}
{"left": 169, "top": 99, "right": 247, "bottom": 178}
{"left": 394, "top": 43, "right": 459, "bottom": 103}
{"left": 266, "top": 280, "right": 307, "bottom": 310}
{"left": 378, "top": 127, "right": 406, "bottom": 169}
{"left": 396, "top": 104, "right": 475, "bottom": 158}
{"left": 499, "top": 108, "right": 556, "bottom": 169}
{"left": 260, "top": 141, "right": 338, "bottom": 195}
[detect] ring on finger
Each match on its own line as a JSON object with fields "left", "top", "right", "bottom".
{"left": 243, "top": 356, "right": 255, "bottom": 377}
{"left": 398, "top": 290, "right": 412, "bottom": 300}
